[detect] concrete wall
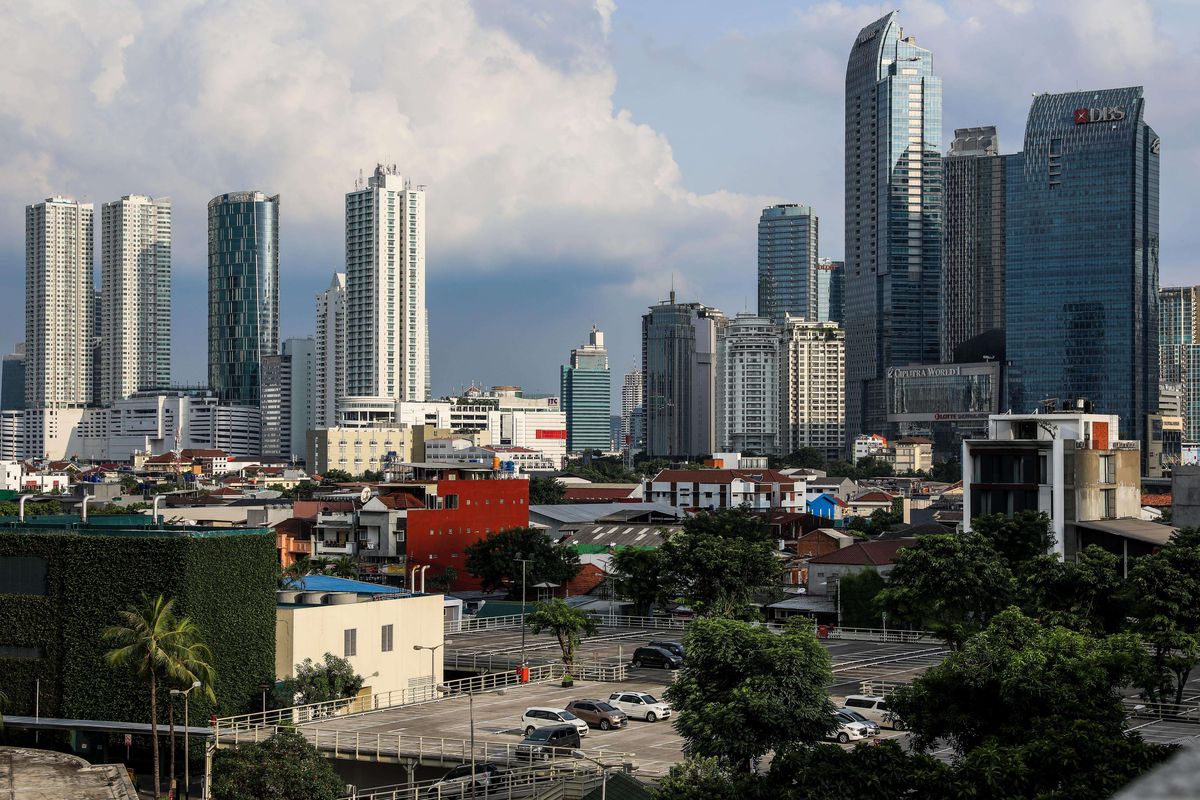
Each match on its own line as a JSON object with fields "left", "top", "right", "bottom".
{"left": 1173, "top": 466, "right": 1200, "bottom": 530}
{"left": 276, "top": 593, "right": 444, "bottom": 698}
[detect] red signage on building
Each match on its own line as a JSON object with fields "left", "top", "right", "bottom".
{"left": 535, "top": 429, "right": 567, "bottom": 439}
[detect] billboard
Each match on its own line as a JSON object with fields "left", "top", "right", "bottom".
{"left": 887, "top": 362, "right": 1001, "bottom": 423}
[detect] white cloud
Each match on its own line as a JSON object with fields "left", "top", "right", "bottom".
{"left": 0, "top": 0, "right": 771, "bottom": 297}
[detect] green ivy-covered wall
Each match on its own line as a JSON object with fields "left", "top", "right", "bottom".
{"left": 0, "top": 523, "right": 277, "bottom": 725}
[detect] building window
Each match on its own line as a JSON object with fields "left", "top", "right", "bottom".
{"left": 344, "top": 628, "right": 357, "bottom": 657}
{"left": 1102, "top": 489, "right": 1116, "bottom": 520}
{"left": 444, "top": 494, "right": 458, "bottom": 509}
{"left": 381, "top": 624, "right": 393, "bottom": 652}
{"left": 1100, "top": 455, "right": 1116, "bottom": 484}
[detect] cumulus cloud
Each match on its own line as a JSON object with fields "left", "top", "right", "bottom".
{"left": 0, "top": 0, "right": 770, "bottom": 288}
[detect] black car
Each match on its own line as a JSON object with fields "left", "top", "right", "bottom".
{"left": 631, "top": 645, "right": 682, "bottom": 670}
{"left": 516, "top": 724, "right": 581, "bottom": 761}
{"left": 425, "top": 763, "right": 503, "bottom": 797}
{"left": 649, "top": 640, "right": 684, "bottom": 659}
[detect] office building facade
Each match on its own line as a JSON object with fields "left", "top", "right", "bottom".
{"left": 26, "top": 196, "right": 94, "bottom": 410}
{"left": 758, "top": 204, "right": 818, "bottom": 323}
{"left": 2, "top": 344, "right": 24, "bottom": 411}
{"left": 782, "top": 318, "right": 845, "bottom": 461}
{"left": 941, "top": 127, "right": 1007, "bottom": 362}
{"left": 1160, "top": 287, "right": 1200, "bottom": 444}
{"left": 560, "top": 326, "right": 610, "bottom": 452}
{"left": 345, "top": 165, "right": 428, "bottom": 403}
{"left": 642, "top": 294, "right": 726, "bottom": 458}
{"left": 844, "top": 12, "right": 943, "bottom": 448}
{"left": 1006, "top": 88, "right": 1159, "bottom": 446}
{"left": 717, "top": 314, "right": 781, "bottom": 455}
{"left": 100, "top": 195, "right": 172, "bottom": 404}
{"left": 815, "top": 259, "right": 844, "bottom": 326}
{"left": 207, "top": 191, "right": 279, "bottom": 405}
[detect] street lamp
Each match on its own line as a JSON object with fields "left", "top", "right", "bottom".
{"left": 515, "top": 554, "right": 533, "bottom": 666}
{"left": 413, "top": 641, "right": 450, "bottom": 699}
{"left": 439, "top": 685, "right": 507, "bottom": 789}
{"left": 571, "top": 750, "right": 630, "bottom": 800}
{"left": 169, "top": 680, "right": 202, "bottom": 800}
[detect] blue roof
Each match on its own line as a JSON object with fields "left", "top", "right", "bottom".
{"left": 285, "top": 575, "right": 403, "bottom": 595}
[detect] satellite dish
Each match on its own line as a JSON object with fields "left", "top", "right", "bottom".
{"left": 360, "top": 487, "right": 372, "bottom": 504}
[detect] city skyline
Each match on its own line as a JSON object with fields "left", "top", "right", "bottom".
{"left": 1, "top": 2, "right": 1197, "bottom": 403}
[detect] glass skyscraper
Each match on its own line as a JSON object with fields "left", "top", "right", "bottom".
{"left": 642, "top": 293, "right": 726, "bottom": 458}
{"left": 844, "top": 12, "right": 943, "bottom": 448}
{"left": 1159, "top": 286, "right": 1198, "bottom": 441}
{"left": 208, "top": 191, "right": 279, "bottom": 405}
{"left": 560, "top": 326, "right": 611, "bottom": 452}
{"left": 758, "top": 204, "right": 817, "bottom": 323}
{"left": 1006, "top": 87, "right": 1159, "bottom": 445}
{"left": 815, "top": 259, "right": 844, "bottom": 326}
{"left": 941, "top": 127, "right": 1007, "bottom": 363}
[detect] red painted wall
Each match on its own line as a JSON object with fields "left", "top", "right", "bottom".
{"left": 405, "top": 479, "right": 530, "bottom": 591}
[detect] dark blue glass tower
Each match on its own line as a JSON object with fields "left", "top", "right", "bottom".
{"left": 208, "top": 191, "right": 280, "bottom": 405}
{"left": 1006, "top": 88, "right": 1159, "bottom": 444}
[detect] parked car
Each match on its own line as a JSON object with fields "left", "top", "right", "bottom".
{"left": 649, "top": 640, "right": 684, "bottom": 659}
{"left": 565, "top": 699, "right": 628, "bottom": 730}
{"left": 521, "top": 707, "right": 588, "bottom": 737}
{"left": 425, "top": 763, "right": 502, "bottom": 797}
{"left": 828, "top": 711, "right": 872, "bottom": 744}
{"left": 842, "top": 694, "right": 905, "bottom": 730}
{"left": 516, "top": 724, "right": 581, "bottom": 761}
{"left": 835, "top": 708, "right": 880, "bottom": 737}
{"left": 631, "top": 646, "right": 682, "bottom": 670}
{"left": 607, "top": 691, "right": 672, "bottom": 722}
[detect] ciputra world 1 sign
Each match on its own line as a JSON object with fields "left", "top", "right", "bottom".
{"left": 1074, "top": 107, "right": 1126, "bottom": 124}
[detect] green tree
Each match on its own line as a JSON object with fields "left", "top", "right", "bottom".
{"left": 880, "top": 533, "right": 1013, "bottom": 649}
{"left": 463, "top": 527, "right": 581, "bottom": 597}
{"left": 930, "top": 458, "right": 962, "bottom": 483}
{"left": 426, "top": 566, "right": 458, "bottom": 592}
{"left": 277, "top": 653, "right": 364, "bottom": 706}
{"left": 772, "top": 448, "right": 825, "bottom": 470}
{"left": 103, "top": 595, "right": 216, "bottom": 800}
{"left": 970, "top": 511, "right": 1055, "bottom": 566}
{"left": 1129, "top": 528, "right": 1200, "bottom": 705}
{"left": 524, "top": 599, "right": 598, "bottom": 666}
{"left": 891, "top": 608, "right": 1148, "bottom": 754}
{"left": 837, "top": 568, "right": 886, "bottom": 628}
{"left": 610, "top": 547, "right": 664, "bottom": 615}
{"left": 320, "top": 469, "right": 353, "bottom": 484}
{"left": 1017, "top": 545, "right": 1127, "bottom": 633}
{"left": 653, "top": 757, "right": 750, "bottom": 800}
{"left": 658, "top": 507, "right": 781, "bottom": 617}
{"left": 761, "top": 740, "right": 948, "bottom": 799}
{"left": 665, "top": 618, "right": 835, "bottom": 770}
{"left": 528, "top": 475, "right": 566, "bottom": 505}
{"left": 211, "top": 729, "right": 344, "bottom": 800}
{"left": 329, "top": 555, "right": 358, "bottom": 579}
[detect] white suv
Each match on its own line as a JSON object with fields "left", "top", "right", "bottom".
{"left": 843, "top": 694, "right": 905, "bottom": 730}
{"left": 607, "top": 691, "right": 672, "bottom": 722}
{"left": 520, "top": 707, "right": 588, "bottom": 737}
{"left": 828, "top": 711, "right": 872, "bottom": 744}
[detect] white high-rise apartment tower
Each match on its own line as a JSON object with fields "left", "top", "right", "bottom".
{"left": 345, "top": 165, "right": 428, "bottom": 403}
{"left": 314, "top": 272, "right": 346, "bottom": 428}
{"left": 782, "top": 317, "right": 845, "bottom": 461}
{"left": 100, "top": 195, "right": 171, "bottom": 404}
{"left": 717, "top": 314, "right": 782, "bottom": 455}
{"left": 620, "top": 368, "right": 642, "bottom": 449}
{"left": 26, "top": 196, "right": 94, "bottom": 409}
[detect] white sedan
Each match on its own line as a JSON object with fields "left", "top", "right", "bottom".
{"left": 607, "top": 691, "right": 672, "bottom": 722}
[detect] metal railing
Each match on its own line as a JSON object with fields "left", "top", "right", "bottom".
{"left": 219, "top": 723, "right": 626, "bottom": 769}
{"left": 447, "top": 614, "right": 527, "bottom": 635}
{"left": 856, "top": 680, "right": 909, "bottom": 698}
{"left": 342, "top": 764, "right": 603, "bottom": 800}
{"left": 1123, "top": 698, "right": 1200, "bottom": 723}
{"left": 830, "top": 648, "right": 950, "bottom": 675}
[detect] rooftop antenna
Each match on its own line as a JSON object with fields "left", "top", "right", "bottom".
{"left": 670, "top": 273, "right": 675, "bottom": 305}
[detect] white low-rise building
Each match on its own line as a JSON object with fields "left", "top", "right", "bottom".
{"left": 645, "top": 467, "right": 805, "bottom": 512}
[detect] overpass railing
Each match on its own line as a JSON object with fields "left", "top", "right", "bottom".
{"left": 342, "top": 764, "right": 603, "bottom": 800}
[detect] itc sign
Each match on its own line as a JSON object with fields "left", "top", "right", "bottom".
{"left": 1074, "top": 107, "right": 1126, "bottom": 125}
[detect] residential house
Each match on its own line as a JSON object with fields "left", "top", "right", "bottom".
{"left": 645, "top": 468, "right": 805, "bottom": 512}
{"left": 805, "top": 539, "right": 917, "bottom": 596}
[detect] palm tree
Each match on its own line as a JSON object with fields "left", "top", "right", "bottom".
{"left": 525, "top": 599, "right": 598, "bottom": 666}
{"left": 331, "top": 556, "right": 358, "bottom": 579}
{"left": 104, "top": 594, "right": 215, "bottom": 800}
{"left": 281, "top": 556, "right": 314, "bottom": 587}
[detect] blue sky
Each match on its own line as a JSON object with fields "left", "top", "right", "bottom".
{"left": 0, "top": 0, "right": 1196, "bottom": 402}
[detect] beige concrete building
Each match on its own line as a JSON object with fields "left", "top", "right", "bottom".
{"left": 891, "top": 437, "right": 934, "bottom": 473}
{"left": 276, "top": 589, "right": 444, "bottom": 700}
{"left": 307, "top": 425, "right": 414, "bottom": 476}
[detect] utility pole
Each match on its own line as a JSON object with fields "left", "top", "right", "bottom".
{"left": 515, "top": 554, "right": 532, "bottom": 666}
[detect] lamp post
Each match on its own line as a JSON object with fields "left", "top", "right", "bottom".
{"left": 170, "top": 680, "right": 202, "bottom": 800}
{"left": 439, "top": 685, "right": 506, "bottom": 790}
{"left": 515, "top": 554, "right": 532, "bottom": 666}
{"left": 571, "top": 750, "right": 628, "bottom": 800}
{"left": 413, "top": 642, "right": 449, "bottom": 699}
